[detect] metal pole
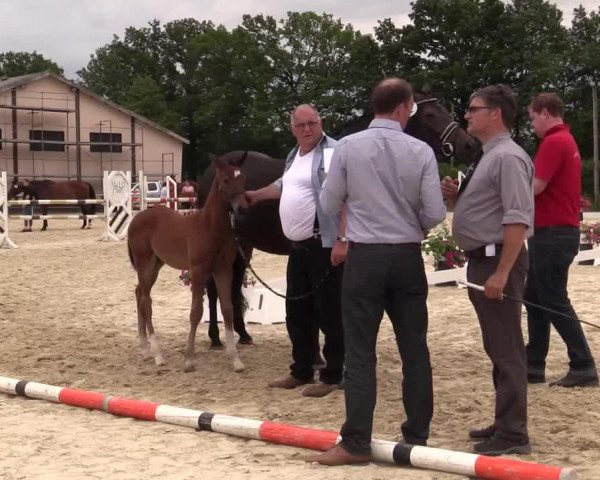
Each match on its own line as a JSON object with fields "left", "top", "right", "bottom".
{"left": 592, "top": 81, "right": 599, "bottom": 204}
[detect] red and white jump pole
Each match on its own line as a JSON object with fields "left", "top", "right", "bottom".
{"left": 0, "top": 376, "right": 576, "bottom": 480}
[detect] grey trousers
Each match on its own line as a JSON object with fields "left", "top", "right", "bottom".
{"left": 467, "top": 248, "right": 529, "bottom": 443}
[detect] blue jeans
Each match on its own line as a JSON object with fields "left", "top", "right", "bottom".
{"left": 525, "top": 227, "right": 596, "bottom": 373}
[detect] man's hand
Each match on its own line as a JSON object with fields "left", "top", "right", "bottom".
{"left": 484, "top": 271, "right": 509, "bottom": 300}
{"left": 441, "top": 176, "right": 459, "bottom": 205}
{"left": 331, "top": 240, "right": 348, "bottom": 266}
{"left": 245, "top": 190, "right": 260, "bottom": 207}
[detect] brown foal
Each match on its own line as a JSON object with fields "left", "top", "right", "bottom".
{"left": 127, "top": 152, "right": 249, "bottom": 372}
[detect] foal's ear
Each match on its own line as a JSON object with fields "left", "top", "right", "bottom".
{"left": 232, "top": 151, "right": 248, "bottom": 168}
{"left": 210, "top": 152, "right": 225, "bottom": 169}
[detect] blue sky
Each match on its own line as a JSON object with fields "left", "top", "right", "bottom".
{"left": 1, "top": 0, "right": 597, "bottom": 78}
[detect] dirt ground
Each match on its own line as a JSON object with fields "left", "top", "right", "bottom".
{"left": 1, "top": 219, "right": 599, "bottom": 479}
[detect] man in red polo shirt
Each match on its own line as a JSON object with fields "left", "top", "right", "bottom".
{"left": 525, "top": 92, "right": 598, "bottom": 388}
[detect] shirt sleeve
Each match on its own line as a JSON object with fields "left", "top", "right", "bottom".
{"left": 418, "top": 147, "right": 447, "bottom": 230}
{"left": 319, "top": 140, "right": 347, "bottom": 216}
{"left": 534, "top": 136, "right": 562, "bottom": 182}
{"left": 273, "top": 177, "right": 283, "bottom": 191}
{"left": 497, "top": 153, "right": 533, "bottom": 227}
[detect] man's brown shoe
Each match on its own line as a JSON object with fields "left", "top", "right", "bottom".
{"left": 305, "top": 444, "right": 371, "bottom": 466}
{"left": 302, "top": 382, "right": 339, "bottom": 398}
{"left": 268, "top": 375, "right": 314, "bottom": 389}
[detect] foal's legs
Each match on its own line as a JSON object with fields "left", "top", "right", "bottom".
{"left": 134, "top": 256, "right": 164, "bottom": 365}
{"left": 185, "top": 265, "right": 211, "bottom": 372}
{"left": 214, "top": 268, "right": 244, "bottom": 372}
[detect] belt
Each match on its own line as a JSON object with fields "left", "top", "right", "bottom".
{"left": 534, "top": 225, "right": 578, "bottom": 235}
{"left": 291, "top": 235, "right": 321, "bottom": 250}
{"left": 465, "top": 243, "right": 503, "bottom": 259}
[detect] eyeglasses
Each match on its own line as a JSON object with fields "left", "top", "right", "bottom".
{"left": 466, "top": 105, "right": 492, "bottom": 114}
{"left": 292, "top": 120, "right": 320, "bottom": 129}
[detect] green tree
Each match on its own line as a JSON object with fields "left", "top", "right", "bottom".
{"left": 563, "top": 6, "right": 600, "bottom": 159}
{"left": 500, "top": 0, "right": 568, "bottom": 147}
{"left": 0, "top": 51, "right": 63, "bottom": 77}
{"left": 240, "top": 11, "right": 381, "bottom": 151}
{"left": 125, "top": 75, "right": 179, "bottom": 130}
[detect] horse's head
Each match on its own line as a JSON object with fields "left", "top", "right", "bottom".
{"left": 8, "top": 179, "right": 29, "bottom": 200}
{"left": 407, "top": 93, "right": 480, "bottom": 164}
{"left": 212, "top": 151, "right": 249, "bottom": 216}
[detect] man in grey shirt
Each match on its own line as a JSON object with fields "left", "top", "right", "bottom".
{"left": 442, "top": 84, "right": 533, "bottom": 456}
{"left": 306, "top": 78, "right": 445, "bottom": 466}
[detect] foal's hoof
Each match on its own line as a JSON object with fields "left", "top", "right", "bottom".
{"left": 209, "top": 342, "right": 224, "bottom": 350}
{"left": 233, "top": 360, "right": 245, "bottom": 372}
{"left": 183, "top": 362, "right": 196, "bottom": 373}
{"left": 238, "top": 337, "right": 254, "bottom": 346}
{"left": 140, "top": 351, "right": 153, "bottom": 361}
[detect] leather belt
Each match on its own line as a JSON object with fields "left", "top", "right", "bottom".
{"left": 465, "top": 243, "right": 503, "bottom": 259}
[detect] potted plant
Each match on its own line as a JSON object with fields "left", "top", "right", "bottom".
{"left": 578, "top": 220, "right": 600, "bottom": 265}
{"left": 421, "top": 221, "right": 466, "bottom": 286}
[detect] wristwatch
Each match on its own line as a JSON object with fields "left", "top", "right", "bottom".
{"left": 336, "top": 235, "right": 348, "bottom": 243}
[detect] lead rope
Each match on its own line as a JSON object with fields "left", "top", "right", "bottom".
{"left": 229, "top": 211, "right": 332, "bottom": 301}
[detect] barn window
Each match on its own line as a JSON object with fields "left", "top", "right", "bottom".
{"left": 90, "top": 132, "right": 122, "bottom": 153}
{"left": 29, "top": 130, "right": 65, "bottom": 152}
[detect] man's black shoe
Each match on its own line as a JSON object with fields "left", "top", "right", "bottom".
{"left": 549, "top": 371, "right": 599, "bottom": 388}
{"left": 473, "top": 436, "right": 531, "bottom": 456}
{"left": 468, "top": 425, "right": 496, "bottom": 441}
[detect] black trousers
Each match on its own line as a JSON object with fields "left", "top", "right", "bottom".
{"left": 286, "top": 238, "right": 344, "bottom": 385}
{"left": 467, "top": 248, "right": 529, "bottom": 443}
{"left": 339, "top": 243, "right": 432, "bottom": 455}
{"left": 525, "top": 227, "right": 596, "bottom": 373}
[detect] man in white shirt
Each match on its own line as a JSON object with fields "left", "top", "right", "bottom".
{"left": 246, "top": 104, "right": 346, "bottom": 398}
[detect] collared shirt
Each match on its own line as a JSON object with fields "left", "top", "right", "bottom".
{"left": 273, "top": 134, "right": 339, "bottom": 247}
{"left": 534, "top": 124, "right": 581, "bottom": 228}
{"left": 319, "top": 118, "right": 446, "bottom": 244}
{"left": 453, "top": 133, "right": 534, "bottom": 251}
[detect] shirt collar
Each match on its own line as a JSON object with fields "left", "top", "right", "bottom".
{"left": 368, "top": 118, "right": 403, "bottom": 132}
{"left": 482, "top": 132, "right": 511, "bottom": 154}
{"left": 544, "top": 123, "right": 569, "bottom": 138}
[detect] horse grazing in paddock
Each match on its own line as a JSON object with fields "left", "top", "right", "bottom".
{"left": 8, "top": 179, "right": 97, "bottom": 230}
{"left": 127, "top": 151, "right": 249, "bottom": 372}
{"left": 202, "top": 93, "right": 481, "bottom": 347}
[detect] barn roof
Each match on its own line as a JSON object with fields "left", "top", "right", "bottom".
{"left": 0, "top": 71, "right": 189, "bottom": 144}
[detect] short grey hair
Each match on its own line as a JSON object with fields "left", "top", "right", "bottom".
{"left": 290, "top": 104, "right": 320, "bottom": 125}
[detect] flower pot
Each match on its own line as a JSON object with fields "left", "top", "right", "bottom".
{"left": 578, "top": 242, "right": 594, "bottom": 266}
{"left": 434, "top": 260, "right": 459, "bottom": 287}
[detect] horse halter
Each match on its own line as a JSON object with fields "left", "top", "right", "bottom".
{"left": 217, "top": 169, "right": 247, "bottom": 214}
{"left": 415, "top": 97, "right": 459, "bottom": 157}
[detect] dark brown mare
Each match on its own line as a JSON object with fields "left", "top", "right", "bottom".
{"left": 127, "top": 151, "right": 249, "bottom": 372}
{"left": 202, "top": 93, "right": 481, "bottom": 347}
{"left": 8, "top": 179, "right": 97, "bottom": 230}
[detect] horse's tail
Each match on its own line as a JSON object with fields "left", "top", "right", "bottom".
{"left": 127, "top": 240, "right": 137, "bottom": 271}
{"left": 87, "top": 183, "right": 97, "bottom": 215}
